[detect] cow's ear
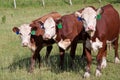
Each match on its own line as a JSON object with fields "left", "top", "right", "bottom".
{"left": 12, "top": 27, "right": 20, "bottom": 35}
{"left": 55, "top": 18, "right": 62, "bottom": 24}
{"left": 96, "top": 8, "right": 103, "bottom": 20}
{"left": 55, "top": 19, "right": 62, "bottom": 29}
{"left": 96, "top": 8, "right": 103, "bottom": 15}
{"left": 75, "top": 11, "right": 84, "bottom": 21}
{"left": 75, "top": 11, "right": 82, "bottom": 17}
{"left": 29, "top": 22, "right": 34, "bottom": 28}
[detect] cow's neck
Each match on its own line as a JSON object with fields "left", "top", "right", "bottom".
{"left": 89, "top": 31, "right": 95, "bottom": 37}
{"left": 28, "top": 41, "right": 36, "bottom": 52}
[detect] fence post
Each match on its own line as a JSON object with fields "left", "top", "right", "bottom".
{"left": 42, "top": 0, "right": 45, "bottom": 6}
{"left": 13, "top": 0, "right": 16, "bottom": 8}
{"left": 99, "top": 0, "right": 101, "bottom": 3}
{"left": 69, "top": 0, "right": 72, "bottom": 5}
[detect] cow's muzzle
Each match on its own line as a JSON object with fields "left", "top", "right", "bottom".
{"left": 86, "top": 26, "right": 95, "bottom": 32}
{"left": 22, "top": 43, "right": 28, "bottom": 47}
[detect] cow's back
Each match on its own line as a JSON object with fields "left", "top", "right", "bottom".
{"left": 34, "top": 12, "right": 61, "bottom": 23}
{"left": 96, "top": 4, "right": 120, "bottom": 40}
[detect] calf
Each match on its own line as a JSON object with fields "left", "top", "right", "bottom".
{"left": 75, "top": 4, "right": 120, "bottom": 78}
{"left": 25, "top": 12, "right": 61, "bottom": 72}
{"left": 12, "top": 24, "right": 55, "bottom": 72}
{"left": 13, "top": 12, "right": 61, "bottom": 72}
{"left": 54, "top": 13, "right": 89, "bottom": 68}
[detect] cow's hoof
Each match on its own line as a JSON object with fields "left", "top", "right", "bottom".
{"left": 95, "top": 69, "right": 102, "bottom": 77}
{"left": 84, "top": 72, "right": 90, "bottom": 78}
{"left": 115, "top": 57, "right": 120, "bottom": 64}
{"left": 28, "top": 67, "right": 34, "bottom": 73}
{"left": 101, "top": 57, "right": 107, "bottom": 69}
{"left": 28, "top": 69, "right": 33, "bottom": 73}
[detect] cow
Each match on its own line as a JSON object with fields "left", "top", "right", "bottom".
{"left": 75, "top": 4, "right": 120, "bottom": 78}
{"left": 54, "top": 13, "right": 90, "bottom": 69}
{"left": 12, "top": 12, "right": 62, "bottom": 72}
{"left": 12, "top": 24, "right": 55, "bottom": 72}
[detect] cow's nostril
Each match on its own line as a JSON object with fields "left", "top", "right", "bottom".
{"left": 22, "top": 43, "right": 28, "bottom": 47}
{"left": 88, "top": 26, "right": 94, "bottom": 31}
{"left": 43, "top": 34, "right": 51, "bottom": 40}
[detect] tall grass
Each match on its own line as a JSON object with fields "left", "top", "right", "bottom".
{"left": 0, "top": 1, "right": 120, "bottom": 80}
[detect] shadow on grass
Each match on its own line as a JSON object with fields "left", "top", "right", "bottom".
{"left": 49, "top": 53, "right": 87, "bottom": 74}
{"left": 2, "top": 52, "right": 115, "bottom": 75}
{"left": 4, "top": 57, "right": 31, "bottom": 72}
{"left": 2, "top": 53, "right": 88, "bottom": 74}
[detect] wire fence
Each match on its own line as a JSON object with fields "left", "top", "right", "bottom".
{"left": 0, "top": 0, "right": 119, "bottom": 8}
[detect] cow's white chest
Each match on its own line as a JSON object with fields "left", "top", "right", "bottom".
{"left": 90, "top": 38, "right": 117, "bottom": 51}
{"left": 90, "top": 38, "right": 103, "bottom": 51}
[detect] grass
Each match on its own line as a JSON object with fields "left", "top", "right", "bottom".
{"left": 0, "top": 1, "right": 120, "bottom": 80}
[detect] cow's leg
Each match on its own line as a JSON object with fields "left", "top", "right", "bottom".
{"left": 112, "top": 38, "right": 120, "bottom": 63}
{"left": 95, "top": 44, "right": 107, "bottom": 77}
{"left": 59, "top": 47, "right": 65, "bottom": 69}
{"left": 84, "top": 48, "right": 91, "bottom": 78}
{"left": 81, "top": 47, "right": 86, "bottom": 58}
{"left": 45, "top": 45, "right": 53, "bottom": 63}
{"left": 101, "top": 45, "right": 107, "bottom": 69}
{"left": 36, "top": 50, "right": 41, "bottom": 68}
{"left": 81, "top": 42, "right": 86, "bottom": 59}
{"left": 70, "top": 41, "right": 77, "bottom": 68}
{"left": 29, "top": 46, "right": 42, "bottom": 72}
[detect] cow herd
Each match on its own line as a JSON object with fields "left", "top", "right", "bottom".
{"left": 12, "top": 4, "right": 120, "bottom": 78}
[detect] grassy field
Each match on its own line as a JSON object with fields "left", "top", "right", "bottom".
{"left": 0, "top": 1, "right": 120, "bottom": 80}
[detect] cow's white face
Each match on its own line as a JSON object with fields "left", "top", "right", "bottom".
{"left": 81, "top": 7, "right": 97, "bottom": 32}
{"left": 43, "top": 17, "right": 56, "bottom": 40}
{"left": 75, "top": 7, "right": 102, "bottom": 36}
{"left": 13, "top": 24, "right": 31, "bottom": 47}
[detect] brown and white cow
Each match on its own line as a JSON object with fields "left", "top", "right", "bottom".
{"left": 12, "top": 12, "right": 62, "bottom": 72}
{"left": 54, "top": 13, "right": 90, "bottom": 68}
{"left": 12, "top": 24, "right": 55, "bottom": 72}
{"left": 75, "top": 4, "right": 120, "bottom": 78}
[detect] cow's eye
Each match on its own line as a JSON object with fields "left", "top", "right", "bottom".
{"left": 95, "top": 16, "right": 97, "bottom": 19}
{"left": 19, "top": 33, "right": 22, "bottom": 35}
{"left": 28, "top": 33, "right": 31, "bottom": 35}
{"left": 82, "top": 18, "right": 86, "bottom": 22}
{"left": 82, "top": 18, "right": 85, "bottom": 21}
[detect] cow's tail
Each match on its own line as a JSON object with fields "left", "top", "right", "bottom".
{"left": 108, "top": 43, "right": 112, "bottom": 51}
{"left": 119, "top": 17, "right": 120, "bottom": 34}
{"left": 118, "top": 15, "right": 120, "bottom": 34}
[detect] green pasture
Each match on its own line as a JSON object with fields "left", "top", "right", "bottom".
{"left": 0, "top": 1, "right": 120, "bottom": 80}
